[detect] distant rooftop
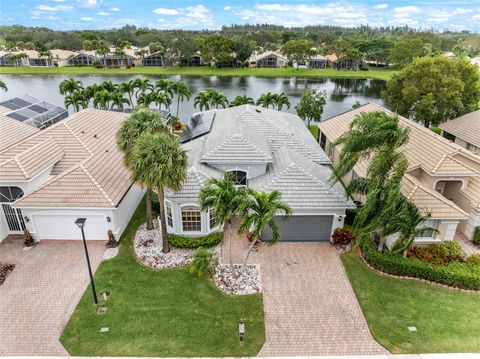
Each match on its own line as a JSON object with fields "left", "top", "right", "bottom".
{"left": 0, "top": 95, "right": 68, "bottom": 129}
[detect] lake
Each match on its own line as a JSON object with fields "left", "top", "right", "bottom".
{"left": 0, "top": 74, "right": 386, "bottom": 121}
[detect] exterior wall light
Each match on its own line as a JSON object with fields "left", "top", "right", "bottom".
{"left": 338, "top": 215, "right": 343, "bottom": 222}
{"left": 106, "top": 216, "right": 111, "bottom": 223}
{"left": 24, "top": 216, "right": 30, "bottom": 222}
{"left": 239, "top": 319, "right": 245, "bottom": 342}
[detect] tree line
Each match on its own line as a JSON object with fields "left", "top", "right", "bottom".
{"left": 1, "top": 24, "right": 479, "bottom": 69}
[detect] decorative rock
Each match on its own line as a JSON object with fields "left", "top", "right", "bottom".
{"left": 102, "top": 247, "right": 119, "bottom": 260}
{"left": 214, "top": 264, "right": 261, "bottom": 295}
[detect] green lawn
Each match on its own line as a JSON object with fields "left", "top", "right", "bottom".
{"left": 60, "top": 198, "right": 265, "bottom": 357}
{"left": 0, "top": 66, "right": 397, "bottom": 81}
{"left": 342, "top": 252, "right": 480, "bottom": 353}
{"left": 308, "top": 124, "right": 319, "bottom": 140}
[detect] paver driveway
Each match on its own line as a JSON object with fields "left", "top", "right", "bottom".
{"left": 223, "top": 226, "right": 388, "bottom": 356}
{"left": 0, "top": 237, "right": 105, "bottom": 356}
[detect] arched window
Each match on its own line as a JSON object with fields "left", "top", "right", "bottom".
{"left": 229, "top": 170, "right": 247, "bottom": 186}
{"left": 181, "top": 206, "right": 202, "bottom": 232}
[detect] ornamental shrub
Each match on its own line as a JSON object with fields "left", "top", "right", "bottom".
{"left": 473, "top": 226, "right": 480, "bottom": 245}
{"left": 359, "top": 234, "right": 480, "bottom": 290}
{"left": 331, "top": 228, "right": 354, "bottom": 246}
{"left": 168, "top": 232, "right": 223, "bottom": 249}
{"left": 466, "top": 254, "right": 480, "bottom": 265}
{"left": 190, "top": 247, "right": 216, "bottom": 278}
{"left": 407, "top": 242, "right": 463, "bottom": 265}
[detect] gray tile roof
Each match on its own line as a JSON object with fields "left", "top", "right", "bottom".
{"left": 169, "top": 105, "right": 354, "bottom": 210}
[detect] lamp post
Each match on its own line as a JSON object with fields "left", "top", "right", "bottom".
{"left": 75, "top": 217, "right": 98, "bottom": 304}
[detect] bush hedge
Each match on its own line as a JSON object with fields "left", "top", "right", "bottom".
{"left": 168, "top": 232, "right": 223, "bottom": 249}
{"left": 407, "top": 241, "right": 463, "bottom": 265}
{"left": 473, "top": 226, "right": 480, "bottom": 245}
{"left": 359, "top": 235, "right": 480, "bottom": 291}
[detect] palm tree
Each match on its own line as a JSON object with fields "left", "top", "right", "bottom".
{"left": 133, "top": 78, "right": 153, "bottom": 98}
{"left": 96, "top": 44, "right": 109, "bottom": 68}
{"left": 155, "top": 79, "right": 175, "bottom": 99}
{"left": 256, "top": 92, "right": 277, "bottom": 108}
{"left": 171, "top": 81, "right": 191, "bottom": 117}
{"left": 0, "top": 80, "right": 7, "bottom": 92}
{"left": 238, "top": 190, "right": 291, "bottom": 265}
{"left": 110, "top": 91, "right": 130, "bottom": 109}
{"left": 194, "top": 90, "right": 212, "bottom": 111}
{"left": 38, "top": 50, "right": 53, "bottom": 66}
{"left": 210, "top": 91, "right": 229, "bottom": 109}
{"left": 93, "top": 89, "right": 111, "bottom": 110}
{"left": 117, "top": 110, "right": 170, "bottom": 230}
{"left": 100, "top": 80, "right": 117, "bottom": 93}
{"left": 120, "top": 80, "right": 136, "bottom": 108}
{"left": 229, "top": 95, "right": 254, "bottom": 107}
{"left": 275, "top": 92, "right": 291, "bottom": 111}
{"left": 129, "top": 132, "right": 188, "bottom": 252}
{"left": 83, "top": 83, "right": 100, "bottom": 105}
{"left": 137, "top": 91, "right": 154, "bottom": 108}
{"left": 199, "top": 172, "right": 250, "bottom": 270}
{"left": 64, "top": 90, "right": 86, "bottom": 112}
{"left": 153, "top": 91, "right": 172, "bottom": 111}
{"left": 59, "top": 78, "right": 82, "bottom": 95}
{"left": 114, "top": 48, "right": 126, "bottom": 67}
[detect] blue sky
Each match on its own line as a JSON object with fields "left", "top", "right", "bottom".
{"left": 1, "top": 0, "right": 479, "bottom": 32}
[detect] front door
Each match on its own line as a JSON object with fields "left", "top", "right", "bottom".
{"left": 1, "top": 186, "right": 26, "bottom": 233}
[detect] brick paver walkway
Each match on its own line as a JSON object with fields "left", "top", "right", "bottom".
{"left": 222, "top": 218, "right": 388, "bottom": 356}
{"left": 0, "top": 237, "right": 105, "bottom": 356}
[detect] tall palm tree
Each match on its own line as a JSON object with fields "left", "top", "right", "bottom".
{"left": 256, "top": 92, "right": 277, "bottom": 108}
{"left": 210, "top": 91, "right": 229, "bottom": 109}
{"left": 133, "top": 78, "right": 153, "bottom": 98}
{"left": 93, "top": 89, "right": 111, "bottom": 110}
{"left": 171, "top": 81, "right": 191, "bottom": 117}
{"left": 155, "top": 79, "right": 175, "bottom": 99}
{"left": 96, "top": 44, "right": 109, "bottom": 68}
{"left": 38, "top": 50, "right": 53, "bottom": 66}
{"left": 129, "top": 132, "right": 188, "bottom": 252}
{"left": 100, "top": 80, "right": 117, "bottom": 93}
{"left": 117, "top": 110, "right": 170, "bottom": 230}
{"left": 199, "top": 172, "right": 251, "bottom": 269}
{"left": 275, "top": 92, "right": 291, "bottom": 111}
{"left": 238, "top": 190, "right": 291, "bottom": 265}
{"left": 153, "top": 91, "right": 172, "bottom": 111}
{"left": 229, "top": 95, "right": 254, "bottom": 107}
{"left": 59, "top": 78, "right": 83, "bottom": 95}
{"left": 137, "top": 91, "right": 154, "bottom": 108}
{"left": 64, "top": 90, "right": 86, "bottom": 112}
{"left": 83, "top": 84, "right": 100, "bottom": 105}
{"left": 0, "top": 80, "right": 7, "bottom": 92}
{"left": 194, "top": 90, "right": 212, "bottom": 111}
{"left": 110, "top": 91, "right": 130, "bottom": 109}
{"left": 120, "top": 80, "right": 136, "bottom": 108}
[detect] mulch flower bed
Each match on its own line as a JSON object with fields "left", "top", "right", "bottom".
{"left": 0, "top": 263, "right": 15, "bottom": 285}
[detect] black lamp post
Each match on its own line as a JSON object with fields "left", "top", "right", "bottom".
{"left": 75, "top": 217, "right": 98, "bottom": 304}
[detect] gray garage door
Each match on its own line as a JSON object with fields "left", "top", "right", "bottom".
{"left": 261, "top": 215, "right": 334, "bottom": 242}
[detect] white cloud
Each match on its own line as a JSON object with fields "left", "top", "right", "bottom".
{"left": 111, "top": 7, "right": 120, "bottom": 11}
{"left": 79, "top": 0, "right": 97, "bottom": 8}
{"left": 36, "top": 4, "right": 74, "bottom": 11}
{"left": 373, "top": 4, "right": 388, "bottom": 9}
{"left": 224, "top": 6, "right": 231, "bottom": 11}
{"left": 153, "top": 8, "right": 179, "bottom": 15}
{"left": 472, "top": 14, "right": 480, "bottom": 21}
{"left": 393, "top": 6, "right": 421, "bottom": 14}
{"left": 81, "top": 16, "right": 93, "bottom": 21}
{"left": 98, "top": 11, "right": 109, "bottom": 16}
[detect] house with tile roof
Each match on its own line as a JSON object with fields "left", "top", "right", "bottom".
{"left": 252, "top": 51, "right": 288, "bottom": 68}
{"left": 439, "top": 109, "right": 480, "bottom": 155}
{"left": 0, "top": 109, "right": 144, "bottom": 242}
{"left": 165, "top": 105, "right": 354, "bottom": 241}
{"left": 318, "top": 103, "right": 480, "bottom": 245}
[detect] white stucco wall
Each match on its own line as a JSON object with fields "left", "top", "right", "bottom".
{"left": 465, "top": 209, "right": 480, "bottom": 240}
{"left": 112, "top": 184, "right": 145, "bottom": 240}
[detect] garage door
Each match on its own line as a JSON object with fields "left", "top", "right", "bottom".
{"left": 261, "top": 215, "right": 333, "bottom": 242}
{"left": 33, "top": 214, "right": 108, "bottom": 240}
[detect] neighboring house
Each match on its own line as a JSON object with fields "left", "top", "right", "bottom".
{"left": 440, "top": 109, "right": 480, "bottom": 154}
{"left": 166, "top": 105, "right": 355, "bottom": 241}
{"left": 0, "top": 109, "right": 144, "bottom": 242}
{"left": 141, "top": 51, "right": 170, "bottom": 66}
{"left": 254, "top": 51, "right": 287, "bottom": 68}
{"left": 0, "top": 111, "right": 39, "bottom": 152}
{"left": 0, "top": 95, "right": 68, "bottom": 129}
{"left": 67, "top": 51, "right": 99, "bottom": 66}
{"left": 308, "top": 55, "right": 328, "bottom": 69}
{"left": 50, "top": 49, "right": 76, "bottom": 67}
{"left": 318, "top": 103, "right": 480, "bottom": 245}
{"left": 0, "top": 51, "right": 29, "bottom": 67}
{"left": 325, "top": 54, "right": 338, "bottom": 67}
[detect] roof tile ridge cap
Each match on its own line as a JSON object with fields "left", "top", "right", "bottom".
{"left": 13, "top": 163, "right": 83, "bottom": 205}
{"left": 80, "top": 164, "right": 115, "bottom": 206}
{"left": 432, "top": 154, "right": 448, "bottom": 173}
{"left": 294, "top": 162, "right": 347, "bottom": 198}
{"left": 445, "top": 154, "right": 480, "bottom": 174}
{"left": 63, "top": 122, "right": 93, "bottom": 156}
{"left": 13, "top": 137, "right": 64, "bottom": 167}
{"left": 236, "top": 130, "right": 272, "bottom": 159}
{"left": 404, "top": 175, "right": 418, "bottom": 200}
{"left": 14, "top": 157, "right": 29, "bottom": 179}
